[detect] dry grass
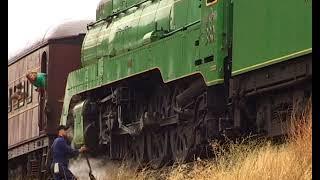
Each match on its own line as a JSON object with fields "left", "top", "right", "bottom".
{"left": 163, "top": 100, "right": 312, "bottom": 180}
{"left": 71, "top": 100, "right": 311, "bottom": 180}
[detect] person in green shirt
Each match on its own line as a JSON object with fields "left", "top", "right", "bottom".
{"left": 26, "top": 72, "right": 47, "bottom": 93}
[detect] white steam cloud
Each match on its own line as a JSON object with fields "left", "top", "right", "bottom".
{"left": 69, "top": 156, "right": 123, "bottom": 180}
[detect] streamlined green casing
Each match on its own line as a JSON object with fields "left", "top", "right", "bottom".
{"left": 72, "top": 101, "right": 85, "bottom": 146}
{"left": 231, "top": 0, "right": 312, "bottom": 76}
{"left": 60, "top": 0, "right": 230, "bottom": 126}
{"left": 60, "top": 0, "right": 312, "bottom": 146}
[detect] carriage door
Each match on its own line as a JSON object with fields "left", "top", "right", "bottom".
{"left": 39, "top": 51, "right": 47, "bottom": 133}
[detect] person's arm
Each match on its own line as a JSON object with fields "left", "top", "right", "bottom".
{"left": 60, "top": 139, "right": 80, "bottom": 157}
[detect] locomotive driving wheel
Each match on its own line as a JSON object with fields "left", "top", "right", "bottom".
{"left": 170, "top": 125, "right": 195, "bottom": 163}
{"left": 146, "top": 130, "right": 169, "bottom": 169}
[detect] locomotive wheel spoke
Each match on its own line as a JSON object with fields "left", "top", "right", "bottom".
{"left": 170, "top": 126, "right": 194, "bottom": 163}
{"left": 171, "top": 86, "right": 185, "bottom": 115}
{"left": 151, "top": 85, "right": 171, "bottom": 120}
{"left": 132, "top": 135, "right": 145, "bottom": 165}
{"left": 146, "top": 131, "right": 168, "bottom": 169}
{"left": 161, "top": 87, "right": 171, "bottom": 118}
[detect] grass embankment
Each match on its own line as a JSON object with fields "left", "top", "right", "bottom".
{"left": 71, "top": 101, "right": 311, "bottom": 180}
{"left": 163, "top": 101, "right": 312, "bottom": 180}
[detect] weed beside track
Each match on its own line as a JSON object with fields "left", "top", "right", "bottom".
{"left": 70, "top": 101, "right": 311, "bottom": 180}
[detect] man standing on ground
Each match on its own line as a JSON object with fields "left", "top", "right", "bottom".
{"left": 52, "top": 125, "right": 87, "bottom": 180}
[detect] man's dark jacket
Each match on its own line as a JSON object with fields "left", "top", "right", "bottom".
{"left": 52, "top": 136, "right": 79, "bottom": 167}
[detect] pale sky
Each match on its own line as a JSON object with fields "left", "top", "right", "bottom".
{"left": 8, "top": 0, "right": 101, "bottom": 59}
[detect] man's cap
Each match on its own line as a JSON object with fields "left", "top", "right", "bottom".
{"left": 57, "top": 125, "right": 69, "bottom": 131}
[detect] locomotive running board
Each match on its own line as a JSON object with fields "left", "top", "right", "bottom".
{"left": 115, "top": 115, "right": 180, "bottom": 135}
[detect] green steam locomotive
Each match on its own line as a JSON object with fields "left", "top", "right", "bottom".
{"left": 60, "top": 0, "right": 312, "bottom": 168}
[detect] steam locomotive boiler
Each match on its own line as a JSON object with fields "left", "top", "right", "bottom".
{"left": 58, "top": 0, "right": 312, "bottom": 169}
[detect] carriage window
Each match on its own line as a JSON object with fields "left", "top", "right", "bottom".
{"left": 18, "top": 81, "right": 25, "bottom": 108}
{"left": 41, "top": 52, "right": 47, "bottom": 74}
{"left": 12, "top": 86, "right": 19, "bottom": 110}
{"left": 8, "top": 88, "right": 12, "bottom": 112}
{"left": 26, "top": 80, "right": 33, "bottom": 104}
